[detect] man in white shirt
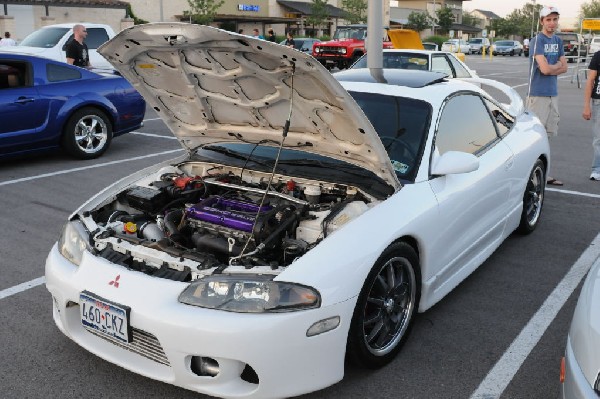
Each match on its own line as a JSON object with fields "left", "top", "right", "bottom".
{"left": 0, "top": 32, "right": 16, "bottom": 46}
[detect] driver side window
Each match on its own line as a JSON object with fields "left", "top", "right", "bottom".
{"left": 435, "top": 94, "right": 499, "bottom": 156}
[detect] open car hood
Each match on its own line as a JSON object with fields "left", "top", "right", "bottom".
{"left": 98, "top": 23, "right": 400, "bottom": 189}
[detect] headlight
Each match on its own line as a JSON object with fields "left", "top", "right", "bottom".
{"left": 179, "top": 275, "right": 321, "bottom": 313}
{"left": 341, "top": 48, "right": 347, "bottom": 54}
{"left": 314, "top": 47, "right": 320, "bottom": 53}
{"left": 58, "top": 220, "right": 92, "bottom": 266}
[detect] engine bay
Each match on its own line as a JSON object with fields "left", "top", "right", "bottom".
{"left": 86, "top": 161, "right": 376, "bottom": 281}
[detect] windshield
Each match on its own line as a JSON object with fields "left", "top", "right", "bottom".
{"left": 469, "top": 39, "right": 482, "bottom": 44}
{"left": 495, "top": 41, "right": 514, "bottom": 46}
{"left": 334, "top": 28, "right": 366, "bottom": 40}
{"left": 19, "top": 27, "right": 69, "bottom": 48}
{"left": 348, "top": 91, "right": 431, "bottom": 182}
{"left": 351, "top": 52, "right": 429, "bottom": 71}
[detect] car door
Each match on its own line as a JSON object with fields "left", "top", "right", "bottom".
{"left": 427, "top": 93, "right": 514, "bottom": 289}
{"left": 0, "top": 60, "right": 44, "bottom": 138}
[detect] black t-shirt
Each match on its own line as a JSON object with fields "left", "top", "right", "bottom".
{"left": 285, "top": 38, "right": 295, "bottom": 47}
{"left": 267, "top": 33, "right": 276, "bottom": 42}
{"left": 589, "top": 52, "right": 600, "bottom": 99}
{"left": 65, "top": 39, "right": 89, "bottom": 68}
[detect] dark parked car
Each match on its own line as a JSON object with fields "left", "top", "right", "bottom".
{"left": 279, "top": 37, "right": 321, "bottom": 54}
{"left": 0, "top": 52, "right": 145, "bottom": 159}
{"left": 555, "top": 32, "right": 587, "bottom": 62}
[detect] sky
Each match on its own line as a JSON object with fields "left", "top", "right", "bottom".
{"left": 464, "top": 0, "right": 585, "bottom": 20}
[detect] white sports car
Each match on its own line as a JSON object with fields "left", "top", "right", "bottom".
{"left": 561, "top": 257, "right": 600, "bottom": 397}
{"left": 45, "top": 24, "right": 550, "bottom": 399}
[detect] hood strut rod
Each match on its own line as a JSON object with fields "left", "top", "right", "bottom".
{"left": 230, "top": 62, "right": 296, "bottom": 266}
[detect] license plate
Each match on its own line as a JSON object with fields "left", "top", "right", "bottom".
{"left": 80, "top": 291, "right": 131, "bottom": 343}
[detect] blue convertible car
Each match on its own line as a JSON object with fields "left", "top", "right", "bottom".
{"left": 0, "top": 53, "right": 145, "bottom": 159}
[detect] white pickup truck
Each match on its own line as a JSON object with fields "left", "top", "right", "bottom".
{"left": 0, "top": 23, "right": 115, "bottom": 68}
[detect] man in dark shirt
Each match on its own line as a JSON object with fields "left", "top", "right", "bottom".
{"left": 582, "top": 46, "right": 600, "bottom": 181}
{"left": 266, "top": 28, "right": 276, "bottom": 42}
{"left": 65, "top": 24, "right": 90, "bottom": 68}
{"left": 284, "top": 32, "right": 295, "bottom": 48}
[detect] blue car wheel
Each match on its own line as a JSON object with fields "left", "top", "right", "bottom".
{"left": 62, "top": 107, "right": 113, "bottom": 159}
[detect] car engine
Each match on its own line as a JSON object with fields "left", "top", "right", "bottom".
{"left": 88, "top": 162, "right": 374, "bottom": 280}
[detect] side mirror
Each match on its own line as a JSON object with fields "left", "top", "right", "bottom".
{"left": 431, "top": 150, "right": 479, "bottom": 176}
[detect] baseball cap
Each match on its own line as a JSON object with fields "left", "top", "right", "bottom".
{"left": 540, "top": 6, "right": 560, "bottom": 18}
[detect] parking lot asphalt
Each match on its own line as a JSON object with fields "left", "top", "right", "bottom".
{"left": 1, "top": 54, "right": 599, "bottom": 399}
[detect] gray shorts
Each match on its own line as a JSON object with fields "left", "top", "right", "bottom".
{"left": 526, "top": 96, "right": 560, "bottom": 137}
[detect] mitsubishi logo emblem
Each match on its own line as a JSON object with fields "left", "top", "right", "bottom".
{"left": 109, "top": 275, "right": 121, "bottom": 288}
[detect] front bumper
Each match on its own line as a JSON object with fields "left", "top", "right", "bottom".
{"left": 45, "top": 244, "right": 355, "bottom": 399}
{"left": 562, "top": 335, "right": 599, "bottom": 398}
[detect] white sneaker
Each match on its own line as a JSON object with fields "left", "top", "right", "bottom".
{"left": 591, "top": 172, "right": 600, "bottom": 181}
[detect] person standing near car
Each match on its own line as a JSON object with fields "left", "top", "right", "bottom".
{"left": 527, "top": 6, "right": 567, "bottom": 186}
{"left": 581, "top": 50, "right": 600, "bottom": 181}
{"left": 0, "top": 32, "right": 16, "bottom": 46}
{"left": 284, "top": 32, "right": 295, "bottom": 48}
{"left": 266, "top": 28, "right": 276, "bottom": 42}
{"left": 65, "top": 24, "right": 91, "bottom": 68}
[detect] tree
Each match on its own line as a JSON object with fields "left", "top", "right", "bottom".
{"left": 186, "top": 0, "right": 225, "bottom": 25}
{"left": 580, "top": 0, "right": 600, "bottom": 19}
{"left": 407, "top": 11, "right": 431, "bottom": 33}
{"left": 436, "top": 6, "right": 454, "bottom": 34}
{"left": 306, "top": 0, "right": 329, "bottom": 29}
{"left": 126, "top": 4, "right": 148, "bottom": 25}
{"left": 341, "top": 0, "right": 367, "bottom": 24}
{"left": 579, "top": 0, "right": 600, "bottom": 31}
{"left": 461, "top": 12, "right": 481, "bottom": 28}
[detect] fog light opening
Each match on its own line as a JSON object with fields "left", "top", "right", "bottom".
{"left": 306, "top": 316, "right": 340, "bottom": 337}
{"left": 190, "top": 356, "right": 219, "bottom": 377}
{"left": 240, "top": 364, "right": 259, "bottom": 385}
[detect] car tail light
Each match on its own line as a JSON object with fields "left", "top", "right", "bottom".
{"left": 560, "top": 356, "right": 565, "bottom": 383}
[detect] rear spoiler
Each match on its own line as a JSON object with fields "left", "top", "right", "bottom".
{"left": 461, "top": 77, "right": 524, "bottom": 117}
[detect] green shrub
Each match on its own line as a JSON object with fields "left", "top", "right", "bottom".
{"left": 423, "top": 35, "right": 446, "bottom": 49}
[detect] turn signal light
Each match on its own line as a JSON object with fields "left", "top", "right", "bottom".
{"left": 560, "top": 356, "right": 565, "bottom": 383}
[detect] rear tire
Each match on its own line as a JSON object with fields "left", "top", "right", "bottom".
{"left": 61, "top": 107, "right": 112, "bottom": 159}
{"left": 517, "top": 159, "right": 546, "bottom": 234}
{"left": 347, "top": 242, "right": 420, "bottom": 369}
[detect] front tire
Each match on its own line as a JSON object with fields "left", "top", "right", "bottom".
{"left": 347, "top": 242, "right": 420, "bottom": 369}
{"left": 61, "top": 107, "right": 112, "bottom": 159}
{"left": 517, "top": 159, "right": 546, "bottom": 234}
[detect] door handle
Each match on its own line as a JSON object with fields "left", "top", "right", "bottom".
{"left": 14, "top": 96, "right": 35, "bottom": 104}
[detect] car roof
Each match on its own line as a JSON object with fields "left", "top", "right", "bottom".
{"left": 334, "top": 69, "right": 448, "bottom": 88}
{"left": 37, "top": 23, "right": 108, "bottom": 28}
{"left": 380, "top": 49, "right": 449, "bottom": 55}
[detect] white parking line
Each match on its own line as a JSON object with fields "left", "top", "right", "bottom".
{"left": 131, "top": 132, "right": 177, "bottom": 139}
{"left": 0, "top": 277, "right": 45, "bottom": 300}
{"left": 142, "top": 117, "right": 163, "bottom": 122}
{"left": 0, "top": 149, "right": 182, "bottom": 187}
{"left": 470, "top": 232, "right": 600, "bottom": 399}
{"left": 547, "top": 187, "right": 600, "bottom": 199}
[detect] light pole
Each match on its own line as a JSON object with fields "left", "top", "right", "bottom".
{"left": 432, "top": 0, "right": 436, "bottom": 35}
{"left": 530, "top": 0, "right": 536, "bottom": 39}
{"left": 160, "top": 0, "right": 164, "bottom": 22}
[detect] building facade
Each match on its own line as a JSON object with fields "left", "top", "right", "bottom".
{"left": 1, "top": 0, "right": 473, "bottom": 42}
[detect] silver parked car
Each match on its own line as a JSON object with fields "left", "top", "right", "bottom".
{"left": 492, "top": 40, "right": 524, "bottom": 56}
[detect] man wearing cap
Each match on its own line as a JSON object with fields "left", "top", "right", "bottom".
{"left": 527, "top": 6, "right": 568, "bottom": 186}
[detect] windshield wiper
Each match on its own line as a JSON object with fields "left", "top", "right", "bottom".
{"left": 200, "top": 145, "right": 271, "bottom": 167}
{"left": 273, "top": 159, "right": 372, "bottom": 178}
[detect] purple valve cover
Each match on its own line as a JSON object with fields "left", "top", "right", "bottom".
{"left": 186, "top": 196, "right": 272, "bottom": 232}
